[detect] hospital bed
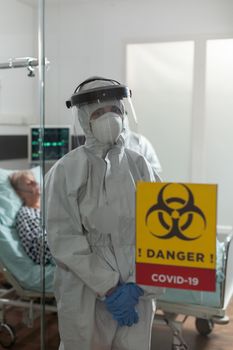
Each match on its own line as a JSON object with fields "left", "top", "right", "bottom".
{"left": 0, "top": 224, "right": 56, "bottom": 348}
{"left": 155, "top": 226, "right": 233, "bottom": 350}
{"left": 0, "top": 167, "right": 56, "bottom": 348}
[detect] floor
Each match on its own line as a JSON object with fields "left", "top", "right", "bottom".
{"left": 151, "top": 298, "right": 233, "bottom": 350}
{"left": 0, "top": 297, "right": 232, "bottom": 350}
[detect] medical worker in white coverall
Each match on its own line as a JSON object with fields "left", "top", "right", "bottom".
{"left": 45, "top": 77, "right": 161, "bottom": 350}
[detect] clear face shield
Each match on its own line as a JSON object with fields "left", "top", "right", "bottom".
{"left": 66, "top": 78, "right": 138, "bottom": 147}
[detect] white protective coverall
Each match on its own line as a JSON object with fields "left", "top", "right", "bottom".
{"left": 45, "top": 81, "right": 160, "bottom": 350}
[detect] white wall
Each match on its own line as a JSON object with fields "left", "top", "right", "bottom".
{"left": 0, "top": 0, "right": 37, "bottom": 127}
{"left": 204, "top": 39, "right": 233, "bottom": 227}
{"left": 2, "top": 0, "right": 233, "bottom": 127}
{"left": 0, "top": 0, "right": 37, "bottom": 169}
{"left": 44, "top": 0, "right": 233, "bottom": 124}
{"left": 127, "top": 41, "right": 195, "bottom": 182}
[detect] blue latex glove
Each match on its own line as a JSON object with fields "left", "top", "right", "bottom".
{"left": 118, "top": 307, "right": 139, "bottom": 327}
{"left": 110, "top": 305, "right": 139, "bottom": 327}
{"left": 105, "top": 283, "right": 142, "bottom": 313}
{"left": 126, "top": 283, "right": 144, "bottom": 303}
{"left": 104, "top": 283, "right": 143, "bottom": 327}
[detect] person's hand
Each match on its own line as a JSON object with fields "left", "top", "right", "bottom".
{"left": 125, "top": 283, "right": 144, "bottom": 303}
{"left": 104, "top": 283, "right": 143, "bottom": 327}
{"left": 117, "top": 307, "right": 139, "bottom": 327}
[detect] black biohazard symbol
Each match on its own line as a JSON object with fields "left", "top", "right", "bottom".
{"left": 145, "top": 184, "right": 206, "bottom": 241}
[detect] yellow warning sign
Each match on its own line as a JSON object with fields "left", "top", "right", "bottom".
{"left": 136, "top": 182, "right": 217, "bottom": 269}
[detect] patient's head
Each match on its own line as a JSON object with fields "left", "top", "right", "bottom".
{"left": 9, "top": 170, "right": 40, "bottom": 209}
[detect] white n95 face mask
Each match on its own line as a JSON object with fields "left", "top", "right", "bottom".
{"left": 90, "top": 112, "right": 123, "bottom": 145}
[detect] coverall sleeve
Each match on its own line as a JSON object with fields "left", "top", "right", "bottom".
{"left": 45, "top": 163, "right": 120, "bottom": 297}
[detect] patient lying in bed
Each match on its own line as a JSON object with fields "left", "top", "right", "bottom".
{"left": 9, "top": 170, "right": 52, "bottom": 265}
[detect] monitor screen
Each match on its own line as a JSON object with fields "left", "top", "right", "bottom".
{"left": 29, "top": 126, "right": 71, "bottom": 163}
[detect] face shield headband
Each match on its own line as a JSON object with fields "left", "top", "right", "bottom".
{"left": 66, "top": 83, "right": 132, "bottom": 109}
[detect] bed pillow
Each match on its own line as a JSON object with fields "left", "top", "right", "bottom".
{"left": 0, "top": 166, "right": 41, "bottom": 227}
{"left": 31, "top": 165, "right": 41, "bottom": 184}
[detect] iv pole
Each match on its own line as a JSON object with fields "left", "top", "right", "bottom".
{"left": 38, "top": 0, "right": 47, "bottom": 349}
{"left": 0, "top": 57, "right": 49, "bottom": 77}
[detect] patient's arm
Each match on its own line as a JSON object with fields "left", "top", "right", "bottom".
{"left": 15, "top": 206, "right": 52, "bottom": 265}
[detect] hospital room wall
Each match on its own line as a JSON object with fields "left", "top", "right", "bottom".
{"left": 44, "top": 0, "right": 233, "bottom": 125}
{"left": 0, "top": 0, "right": 37, "bottom": 169}
{"left": 0, "top": 0, "right": 37, "bottom": 125}
{"left": 44, "top": 0, "right": 233, "bottom": 226}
